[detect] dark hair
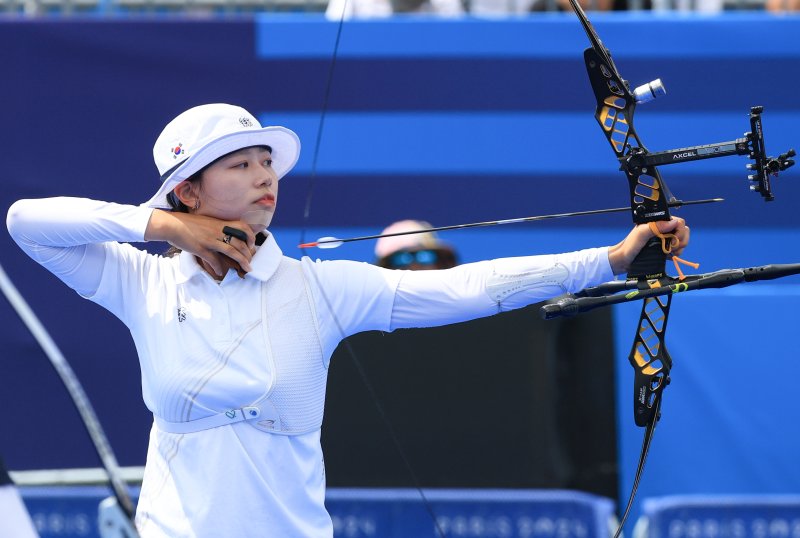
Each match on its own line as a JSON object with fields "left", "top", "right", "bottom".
{"left": 163, "top": 171, "right": 202, "bottom": 257}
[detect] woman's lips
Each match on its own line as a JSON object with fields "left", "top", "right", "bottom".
{"left": 255, "top": 194, "right": 275, "bottom": 207}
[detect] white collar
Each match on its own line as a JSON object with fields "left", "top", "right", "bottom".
{"left": 175, "top": 231, "right": 284, "bottom": 284}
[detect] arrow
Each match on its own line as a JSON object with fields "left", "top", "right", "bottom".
{"left": 298, "top": 198, "right": 723, "bottom": 249}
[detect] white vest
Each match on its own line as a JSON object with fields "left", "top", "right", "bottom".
{"left": 154, "top": 257, "right": 328, "bottom": 436}
{"left": 255, "top": 257, "right": 327, "bottom": 435}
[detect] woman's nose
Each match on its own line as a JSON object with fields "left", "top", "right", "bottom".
{"left": 257, "top": 171, "right": 274, "bottom": 187}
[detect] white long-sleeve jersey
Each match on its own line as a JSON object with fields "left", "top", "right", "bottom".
{"left": 7, "top": 197, "right": 614, "bottom": 537}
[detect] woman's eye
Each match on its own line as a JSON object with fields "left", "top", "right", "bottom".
{"left": 264, "top": 159, "right": 273, "bottom": 167}
{"left": 234, "top": 162, "right": 248, "bottom": 169}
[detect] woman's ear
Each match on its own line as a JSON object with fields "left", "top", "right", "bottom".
{"left": 173, "top": 180, "right": 199, "bottom": 210}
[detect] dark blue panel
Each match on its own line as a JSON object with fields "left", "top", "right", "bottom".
{"left": 256, "top": 109, "right": 798, "bottom": 177}
{"left": 297, "top": 57, "right": 800, "bottom": 111}
{"left": 275, "top": 172, "right": 800, "bottom": 228}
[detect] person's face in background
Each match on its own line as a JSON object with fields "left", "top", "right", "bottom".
{"left": 379, "top": 247, "right": 457, "bottom": 270}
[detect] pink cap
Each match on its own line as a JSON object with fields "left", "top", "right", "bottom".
{"left": 374, "top": 220, "right": 443, "bottom": 259}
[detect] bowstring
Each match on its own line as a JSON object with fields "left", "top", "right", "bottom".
{"left": 296, "top": 7, "right": 447, "bottom": 538}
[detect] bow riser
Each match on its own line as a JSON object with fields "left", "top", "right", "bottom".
{"left": 581, "top": 30, "right": 675, "bottom": 439}
{"left": 583, "top": 47, "right": 675, "bottom": 226}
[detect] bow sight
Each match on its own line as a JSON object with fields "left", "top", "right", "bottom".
{"left": 621, "top": 105, "right": 795, "bottom": 206}
{"left": 579, "top": 15, "right": 794, "bottom": 224}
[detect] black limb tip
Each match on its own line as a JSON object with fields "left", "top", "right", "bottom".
{"left": 540, "top": 298, "right": 580, "bottom": 319}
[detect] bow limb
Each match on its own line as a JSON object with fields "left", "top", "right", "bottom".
{"left": 0, "top": 262, "right": 138, "bottom": 532}
{"left": 542, "top": 260, "right": 800, "bottom": 534}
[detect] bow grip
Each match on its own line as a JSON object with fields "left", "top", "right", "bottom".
{"left": 627, "top": 236, "right": 667, "bottom": 281}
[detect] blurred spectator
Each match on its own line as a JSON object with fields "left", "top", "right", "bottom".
{"left": 544, "top": 0, "right": 724, "bottom": 15}
{"left": 374, "top": 220, "right": 458, "bottom": 270}
{"left": 470, "top": 0, "right": 539, "bottom": 15}
{"left": 542, "top": 0, "right": 656, "bottom": 11}
{"left": 551, "top": 0, "right": 614, "bottom": 10}
{"left": 766, "top": 0, "right": 800, "bottom": 10}
{"left": 650, "top": 0, "right": 723, "bottom": 11}
{"left": 326, "top": 0, "right": 463, "bottom": 20}
{"left": 326, "top": 0, "right": 392, "bottom": 19}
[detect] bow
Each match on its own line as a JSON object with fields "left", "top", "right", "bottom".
{"left": 561, "top": 1, "right": 795, "bottom": 534}
{"left": 0, "top": 263, "right": 139, "bottom": 536}
{"left": 299, "top": 5, "right": 796, "bottom": 537}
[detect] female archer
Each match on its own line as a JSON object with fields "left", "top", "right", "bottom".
{"left": 6, "top": 103, "right": 688, "bottom": 537}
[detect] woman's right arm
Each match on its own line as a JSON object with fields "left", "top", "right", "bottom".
{"left": 144, "top": 209, "right": 256, "bottom": 278}
{"left": 7, "top": 197, "right": 258, "bottom": 293}
{"left": 6, "top": 197, "right": 154, "bottom": 297}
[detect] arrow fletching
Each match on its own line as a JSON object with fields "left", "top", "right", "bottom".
{"left": 299, "top": 237, "right": 344, "bottom": 249}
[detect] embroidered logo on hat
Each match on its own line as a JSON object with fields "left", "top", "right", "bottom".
{"left": 239, "top": 117, "right": 253, "bottom": 127}
{"left": 171, "top": 143, "right": 185, "bottom": 160}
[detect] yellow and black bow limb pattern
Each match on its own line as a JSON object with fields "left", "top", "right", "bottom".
{"left": 562, "top": 1, "right": 795, "bottom": 535}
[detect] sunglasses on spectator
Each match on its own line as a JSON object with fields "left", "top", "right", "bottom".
{"left": 378, "top": 248, "right": 456, "bottom": 269}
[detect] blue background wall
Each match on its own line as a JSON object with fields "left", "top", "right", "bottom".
{"left": 1, "top": 13, "right": 799, "bottom": 525}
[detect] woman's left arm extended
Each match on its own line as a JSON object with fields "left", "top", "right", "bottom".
{"left": 389, "top": 246, "right": 612, "bottom": 330}
{"left": 390, "top": 217, "right": 690, "bottom": 330}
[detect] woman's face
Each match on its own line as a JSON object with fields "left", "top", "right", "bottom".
{"left": 196, "top": 146, "right": 278, "bottom": 232}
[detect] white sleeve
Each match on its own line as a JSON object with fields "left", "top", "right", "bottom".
{"left": 390, "top": 246, "right": 614, "bottom": 329}
{"left": 6, "top": 197, "right": 153, "bottom": 297}
{"left": 301, "top": 258, "right": 402, "bottom": 357}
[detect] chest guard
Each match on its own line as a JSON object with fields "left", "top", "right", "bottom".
{"left": 154, "top": 257, "right": 329, "bottom": 436}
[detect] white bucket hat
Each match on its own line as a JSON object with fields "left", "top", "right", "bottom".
{"left": 143, "top": 103, "right": 301, "bottom": 208}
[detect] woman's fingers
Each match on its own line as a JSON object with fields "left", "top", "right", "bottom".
{"left": 198, "top": 250, "right": 246, "bottom": 280}
{"left": 222, "top": 225, "right": 256, "bottom": 251}
{"left": 653, "top": 217, "right": 689, "bottom": 256}
{"left": 217, "top": 225, "right": 255, "bottom": 273}
{"left": 216, "top": 241, "right": 253, "bottom": 273}
{"left": 670, "top": 224, "right": 690, "bottom": 257}
{"left": 215, "top": 252, "right": 247, "bottom": 279}
{"left": 608, "top": 217, "right": 692, "bottom": 276}
{"left": 164, "top": 213, "right": 259, "bottom": 278}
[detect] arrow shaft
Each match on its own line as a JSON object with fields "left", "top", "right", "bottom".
{"left": 299, "top": 198, "right": 722, "bottom": 248}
